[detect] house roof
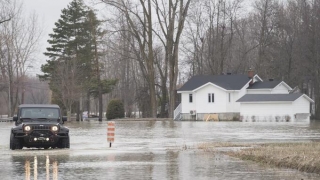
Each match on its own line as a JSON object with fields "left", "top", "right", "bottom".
{"left": 247, "top": 80, "right": 281, "bottom": 89}
{"left": 178, "top": 74, "right": 251, "bottom": 91}
{"left": 236, "top": 93, "right": 311, "bottom": 102}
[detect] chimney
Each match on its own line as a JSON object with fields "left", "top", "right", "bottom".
{"left": 248, "top": 68, "right": 254, "bottom": 78}
{"left": 248, "top": 68, "right": 254, "bottom": 84}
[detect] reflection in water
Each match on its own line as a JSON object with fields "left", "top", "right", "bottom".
{"left": 25, "top": 160, "right": 30, "bottom": 180}
{"left": 34, "top": 156, "right": 37, "bottom": 180}
{"left": 53, "top": 160, "right": 58, "bottom": 180}
{"left": 166, "top": 151, "right": 179, "bottom": 179}
{"left": 46, "top": 155, "right": 49, "bottom": 180}
{"left": 23, "top": 155, "right": 58, "bottom": 180}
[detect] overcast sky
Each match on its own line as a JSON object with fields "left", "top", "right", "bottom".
{"left": 22, "top": 0, "right": 74, "bottom": 75}
{"left": 21, "top": 0, "right": 106, "bottom": 75}
{"left": 21, "top": 0, "right": 252, "bottom": 75}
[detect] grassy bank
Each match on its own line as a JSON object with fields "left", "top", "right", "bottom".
{"left": 226, "top": 142, "right": 320, "bottom": 174}
{"left": 197, "top": 142, "right": 250, "bottom": 151}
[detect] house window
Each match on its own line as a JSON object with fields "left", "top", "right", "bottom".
{"left": 229, "top": 93, "right": 231, "bottom": 102}
{"left": 208, "top": 93, "right": 214, "bottom": 103}
{"left": 189, "top": 94, "right": 193, "bottom": 103}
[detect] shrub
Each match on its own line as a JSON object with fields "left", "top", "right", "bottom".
{"left": 106, "top": 99, "right": 125, "bottom": 120}
{"left": 251, "top": 115, "right": 256, "bottom": 122}
{"left": 285, "top": 115, "right": 291, "bottom": 122}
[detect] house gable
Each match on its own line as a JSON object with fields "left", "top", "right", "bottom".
{"left": 253, "top": 74, "right": 263, "bottom": 83}
{"left": 247, "top": 80, "right": 281, "bottom": 90}
{"left": 177, "top": 74, "right": 251, "bottom": 93}
{"left": 272, "top": 81, "right": 292, "bottom": 94}
{"left": 293, "top": 95, "right": 313, "bottom": 114}
{"left": 192, "top": 82, "right": 227, "bottom": 92}
{"left": 247, "top": 79, "right": 292, "bottom": 94}
{"left": 295, "top": 94, "right": 314, "bottom": 103}
{"left": 194, "top": 82, "right": 228, "bottom": 113}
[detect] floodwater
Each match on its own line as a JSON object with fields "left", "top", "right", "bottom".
{"left": 1, "top": 120, "right": 320, "bottom": 180}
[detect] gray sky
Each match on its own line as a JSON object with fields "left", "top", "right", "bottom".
{"left": 21, "top": 0, "right": 253, "bottom": 75}
{"left": 22, "top": 0, "right": 74, "bottom": 75}
{"left": 22, "top": 0, "right": 105, "bottom": 75}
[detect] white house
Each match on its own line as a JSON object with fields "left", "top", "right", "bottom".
{"left": 174, "top": 70, "right": 314, "bottom": 122}
{"left": 237, "top": 93, "right": 314, "bottom": 122}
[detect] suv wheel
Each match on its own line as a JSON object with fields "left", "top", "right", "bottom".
{"left": 58, "top": 136, "right": 70, "bottom": 149}
{"left": 10, "top": 133, "right": 22, "bottom": 150}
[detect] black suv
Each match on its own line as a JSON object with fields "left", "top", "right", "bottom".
{"left": 10, "top": 104, "right": 70, "bottom": 150}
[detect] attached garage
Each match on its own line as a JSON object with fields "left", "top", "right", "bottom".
{"left": 237, "top": 93, "right": 314, "bottom": 122}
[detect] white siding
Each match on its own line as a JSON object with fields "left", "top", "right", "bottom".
{"left": 195, "top": 84, "right": 227, "bottom": 113}
{"left": 181, "top": 92, "right": 196, "bottom": 113}
{"left": 272, "top": 83, "right": 290, "bottom": 94}
{"left": 247, "top": 89, "right": 271, "bottom": 94}
{"left": 229, "top": 84, "right": 249, "bottom": 112}
{"left": 292, "top": 96, "right": 310, "bottom": 114}
{"left": 180, "top": 83, "right": 246, "bottom": 114}
{"left": 226, "top": 92, "right": 236, "bottom": 112}
{"left": 240, "top": 102, "right": 293, "bottom": 120}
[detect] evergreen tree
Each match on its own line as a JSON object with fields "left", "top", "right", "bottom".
{"left": 40, "top": 0, "right": 116, "bottom": 119}
{"left": 40, "top": 0, "right": 91, "bottom": 117}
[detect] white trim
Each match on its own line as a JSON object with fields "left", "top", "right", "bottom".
{"left": 253, "top": 74, "right": 263, "bottom": 82}
{"left": 177, "top": 91, "right": 193, "bottom": 93}
{"left": 239, "top": 101, "right": 293, "bottom": 104}
{"left": 192, "top": 82, "right": 227, "bottom": 92}
{"left": 226, "top": 90, "right": 240, "bottom": 92}
{"left": 296, "top": 94, "right": 314, "bottom": 103}
{"left": 208, "top": 93, "right": 215, "bottom": 103}
{"left": 243, "top": 80, "right": 254, "bottom": 90}
{"left": 247, "top": 89, "right": 272, "bottom": 91}
{"left": 188, "top": 93, "right": 193, "bottom": 103}
{"left": 275, "top": 81, "right": 292, "bottom": 90}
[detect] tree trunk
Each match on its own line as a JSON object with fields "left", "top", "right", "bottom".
{"left": 76, "top": 101, "right": 80, "bottom": 121}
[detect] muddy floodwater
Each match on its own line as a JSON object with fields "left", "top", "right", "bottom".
{"left": 1, "top": 120, "right": 320, "bottom": 179}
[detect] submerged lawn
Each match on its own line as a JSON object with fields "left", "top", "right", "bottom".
{"left": 226, "top": 142, "right": 320, "bottom": 174}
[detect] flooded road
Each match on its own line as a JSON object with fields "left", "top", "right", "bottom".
{"left": 1, "top": 120, "right": 320, "bottom": 179}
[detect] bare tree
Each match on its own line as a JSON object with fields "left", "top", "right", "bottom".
{"left": 24, "top": 77, "right": 50, "bottom": 104}
{"left": 97, "top": 0, "right": 320, "bottom": 119}
{"left": 0, "top": 0, "right": 14, "bottom": 24}
{"left": 183, "top": 0, "right": 244, "bottom": 76}
{"left": 46, "top": 57, "right": 83, "bottom": 117}
{"left": 0, "top": 1, "right": 41, "bottom": 115}
{"left": 102, "top": 0, "right": 158, "bottom": 117}
{"left": 153, "top": 0, "right": 192, "bottom": 118}
{"left": 251, "top": 0, "right": 279, "bottom": 78}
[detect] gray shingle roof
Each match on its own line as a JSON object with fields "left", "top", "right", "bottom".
{"left": 236, "top": 93, "right": 304, "bottom": 102}
{"left": 178, "top": 74, "right": 251, "bottom": 91}
{"left": 247, "top": 80, "right": 281, "bottom": 89}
